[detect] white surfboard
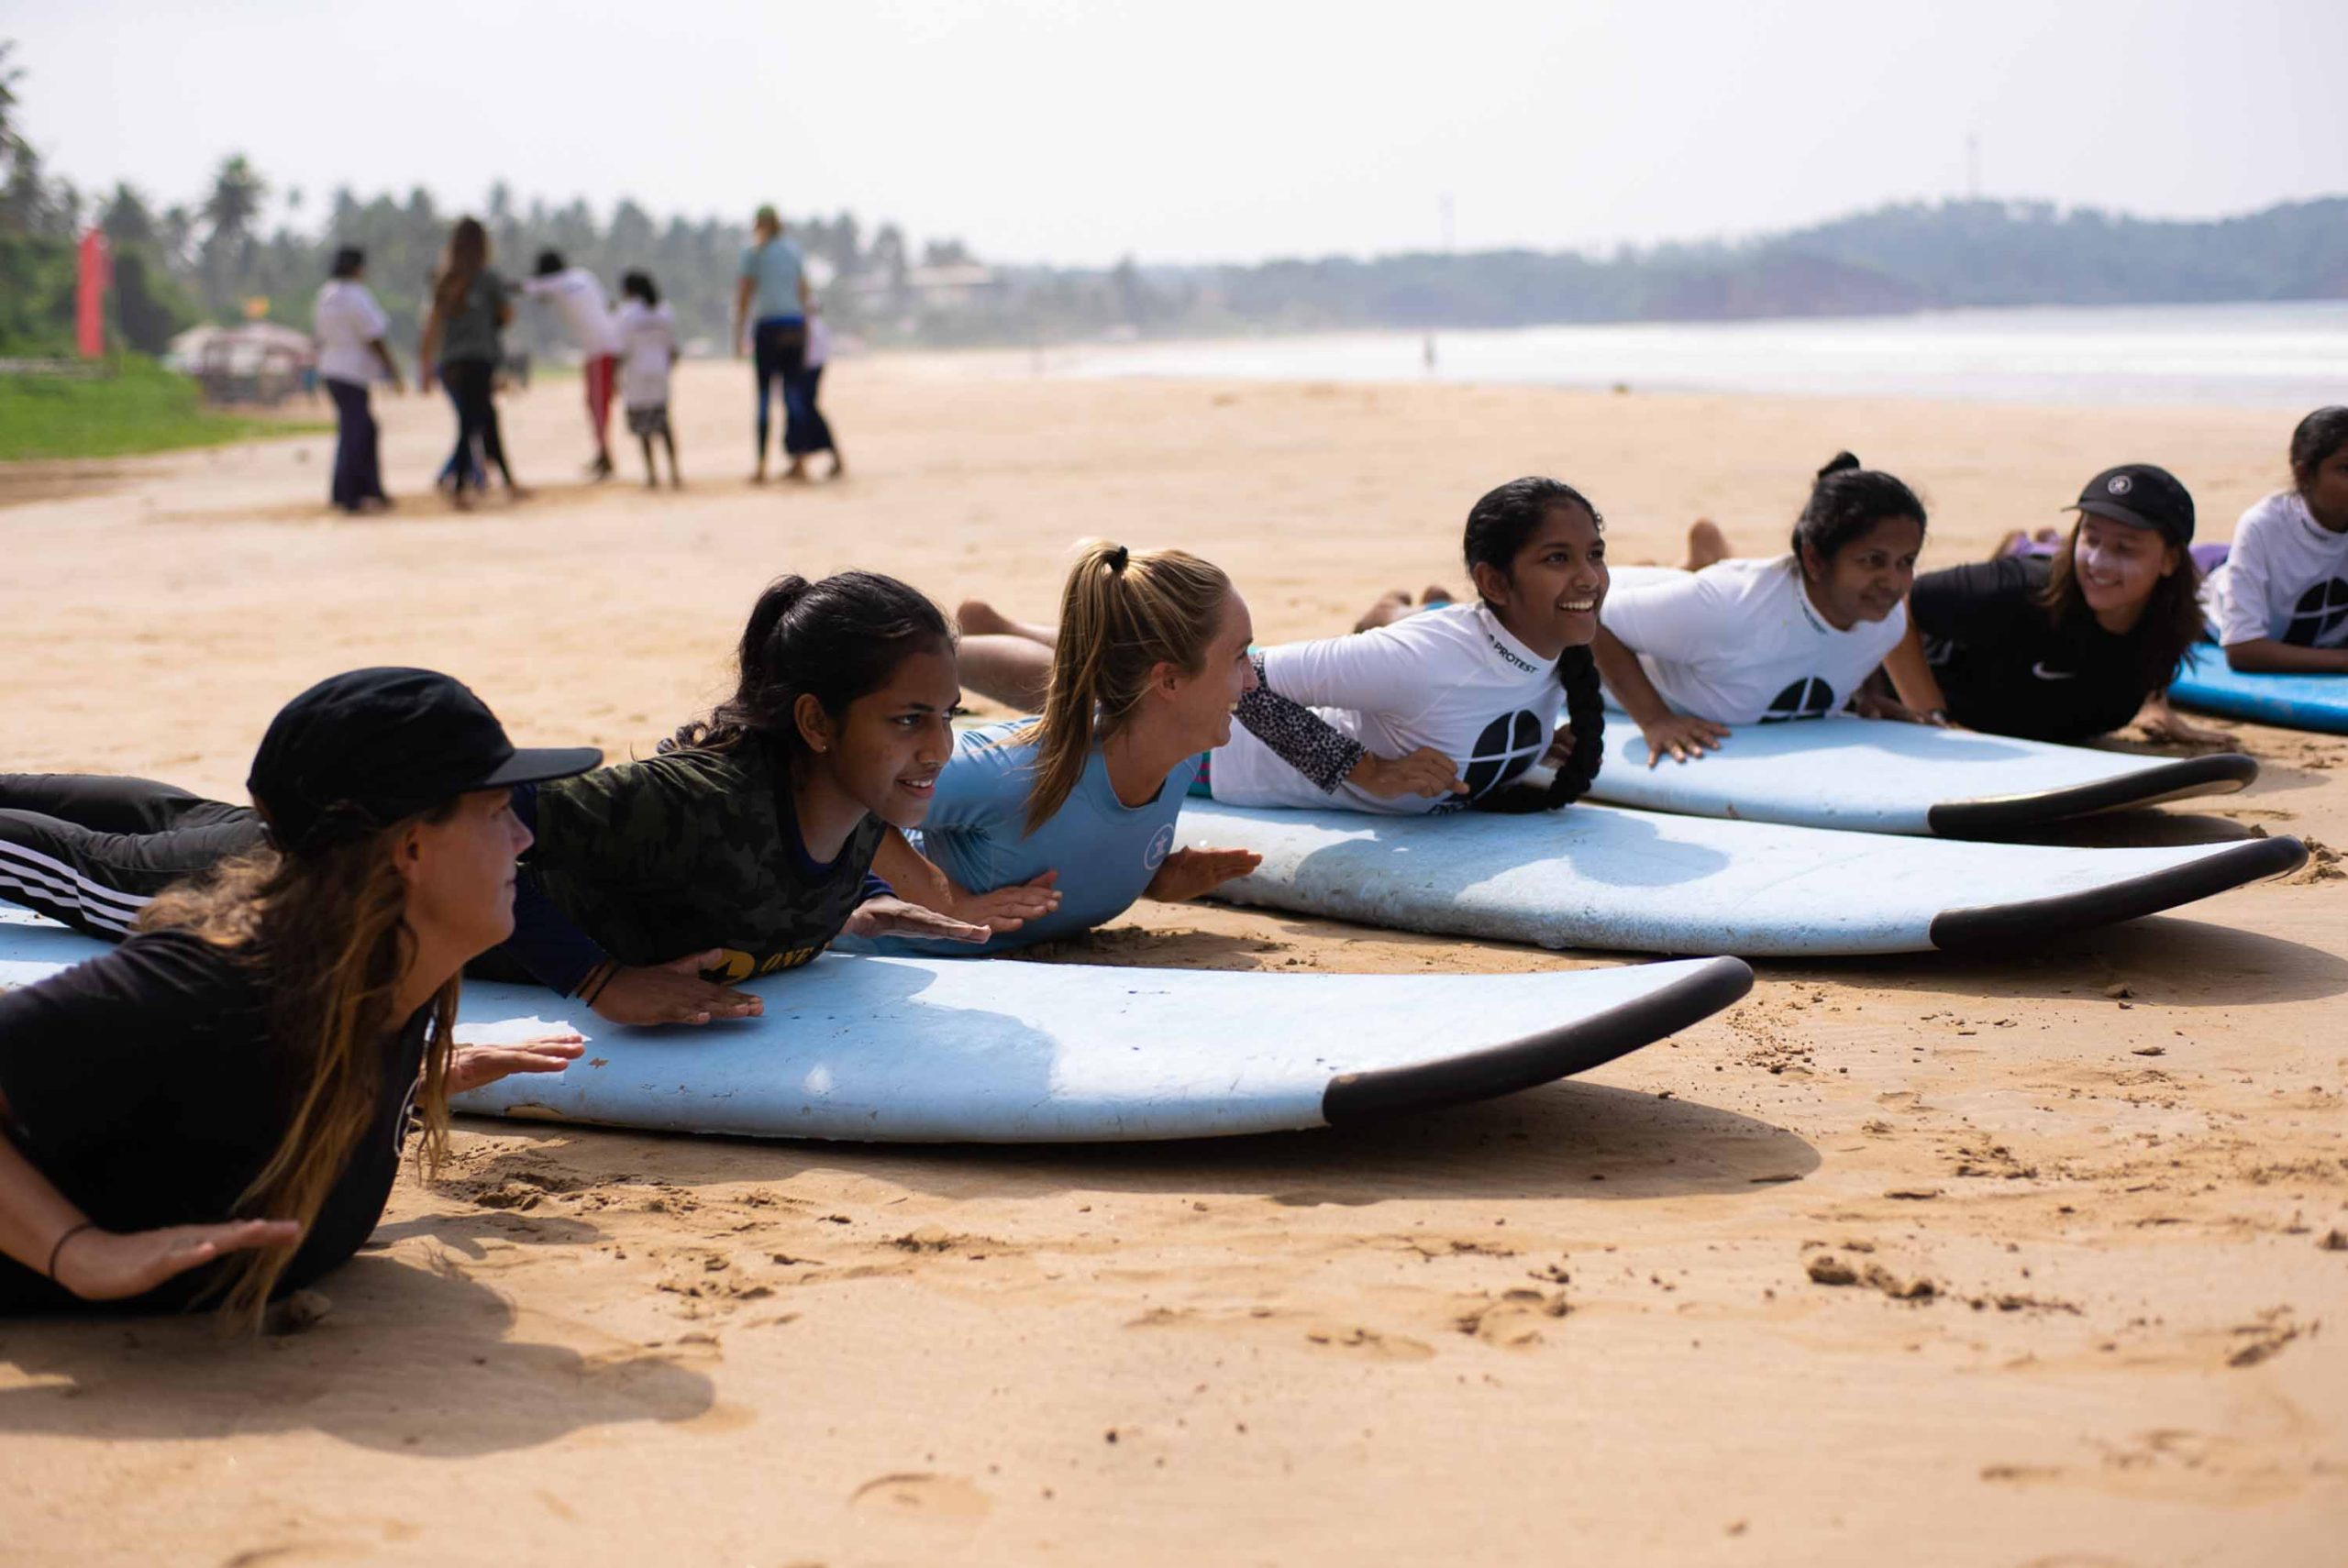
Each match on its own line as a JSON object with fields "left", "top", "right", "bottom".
{"left": 1585, "top": 713, "right": 2254, "bottom": 835}
{"left": 0, "top": 911, "right": 1750, "bottom": 1143}
{"left": 1176, "top": 801, "right": 2304, "bottom": 957}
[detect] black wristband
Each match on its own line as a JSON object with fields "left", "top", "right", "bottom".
{"left": 46, "top": 1220, "right": 97, "bottom": 1283}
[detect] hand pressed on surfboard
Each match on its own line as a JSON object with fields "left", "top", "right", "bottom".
{"left": 1145, "top": 847, "right": 1263, "bottom": 902}
{"left": 957, "top": 870, "right": 1062, "bottom": 932}
{"left": 1638, "top": 712, "right": 1730, "bottom": 767}
{"left": 50, "top": 1218, "right": 305, "bottom": 1303}
{"left": 448, "top": 1034, "right": 586, "bottom": 1095}
{"left": 843, "top": 896, "right": 991, "bottom": 944}
{"left": 593, "top": 953, "right": 764, "bottom": 1027}
{"left": 1349, "top": 746, "right": 1467, "bottom": 800}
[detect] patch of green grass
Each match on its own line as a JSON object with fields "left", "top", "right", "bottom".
{"left": 0, "top": 358, "right": 324, "bottom": 461}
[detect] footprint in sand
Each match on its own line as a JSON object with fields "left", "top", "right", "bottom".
{"left": 849, "top": 1474, "right": 993, "bottom": 1521}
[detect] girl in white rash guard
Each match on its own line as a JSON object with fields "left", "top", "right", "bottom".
{"left": 2200, "top": 406, "right": 2348, "bottom": 674}
{"left": 1593, "top": 453, "right": 1932, "bottom": 767}
{"left": 1204, "top": 476, "right": 1611, "bottom": 816}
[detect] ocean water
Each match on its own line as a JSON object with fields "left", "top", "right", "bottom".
{"left": 1054, "top": 300, "right": 2347, "bottom": 410}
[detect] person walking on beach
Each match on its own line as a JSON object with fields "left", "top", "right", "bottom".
{"left": 311, "top": 246, "right": 403, "bottom": 515}
{"left": 522, "top": 250, "right": 623, "bottom": 480}
{"left": 418, "top": 217, "right": 526, "bottom": 509}
{"left": 791, "top": 306, "right": 846, "bottom": 480}
{"left": 733, "top": 205, "right": 814, "bottom": 483}
{"left": 615, "top": 270, "right": 681, "bottom": 489}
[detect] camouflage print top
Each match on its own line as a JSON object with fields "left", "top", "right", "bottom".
{"left": 524, "top": 744, "right": 885, "bottom": 985}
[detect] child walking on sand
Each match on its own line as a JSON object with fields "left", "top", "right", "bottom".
{"left": 615, "top": 271, "right": 681, "bottom": 489}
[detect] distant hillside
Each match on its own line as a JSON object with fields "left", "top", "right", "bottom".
{"left": 1076, "top": 197, "right": 2348, "bottom": 337}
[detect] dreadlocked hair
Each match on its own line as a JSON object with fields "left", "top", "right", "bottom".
{"left": 1461, "top": 475, "right": 1607, "bottom": 812}
{"left": 134, "top": 813, "right": 460, "bottom": 1334}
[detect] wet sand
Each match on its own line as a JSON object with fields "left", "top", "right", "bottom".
{"left": 0, "top": 356, "right": 2341, "bottom": 1565}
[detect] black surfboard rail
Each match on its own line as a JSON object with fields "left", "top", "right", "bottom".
{"left": 1925, "top": 752, "right": 2258, "bottom": 838}
{"left": 1928, "top": 834, "right": 2307, "bottom": 948}
{"left": 1321, "top": 955, "right": 1754, "bottom": 1124}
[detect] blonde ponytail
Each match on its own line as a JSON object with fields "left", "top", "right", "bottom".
{"left": 1016, "top": 539, "right": 1232, "bottom": 832}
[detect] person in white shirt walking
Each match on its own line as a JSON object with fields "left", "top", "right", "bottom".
{"left": 614, "top": 271, "right": 681, "bottom": 489}
{"left": 522, "top": 250, "right": 623, "bottom": 480}
{"left": 311, "top": 248, "right": 404, "bottom": 514}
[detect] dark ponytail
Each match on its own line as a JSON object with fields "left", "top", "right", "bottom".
{"left": 1791, "top": 452, "right": 1926, "bottom": 569}
{"left": 666, "top": 571, "right": 951, "bottom": 765}
{"left": 1461, "top": 476, "right": 1607, "bottom": 811}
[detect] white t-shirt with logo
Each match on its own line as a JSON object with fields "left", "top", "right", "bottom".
{"left": 521, "top": 267, "right": 621, "bottom": 357}
{"left": 613, "top": 299, "right": 676, "bottom": 410}
{"left": 1600, "top": 558, "right": 1907, "bottom": 724}
{"left": 1207, "top": 602, "right": 1565, "bottom": 816}
{"left": 312, "top": 280, "right": 390, "bottom": 386}
{"left": 2202, "top": 491, "right": 2348, "bottom": 650}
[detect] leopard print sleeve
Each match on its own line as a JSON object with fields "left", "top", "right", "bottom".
{"left": 1234, "top": 652, "right": 1365, "bottom": 792}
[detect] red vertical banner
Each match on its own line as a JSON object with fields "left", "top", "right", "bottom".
{"left": 76, "top": 229, "right": 113, "bottom": 359}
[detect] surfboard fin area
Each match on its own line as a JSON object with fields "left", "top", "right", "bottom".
{"left": 1178, "top": 801, "right": 2308, "bottom": 957}
{"left": 1589, "top": 713, "right": 2258, "bottom": 835}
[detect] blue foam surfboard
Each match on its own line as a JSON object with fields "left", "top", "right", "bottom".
{"left": 2168, "top": 647, "right": 2348, "bottom": 735}
{"left": 1176, "top": 801, "right": 2303, "bottom": 957}
{"left": 0, "top": 911, "right": 1749, "bottom": 1143}
{"left": 1587, "top": 713, "right": 2254, "bottom": 836}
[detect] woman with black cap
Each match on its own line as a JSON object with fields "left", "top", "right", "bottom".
{"left": 1893, "top": 464, "right": 2232, "bottom": 745}
{"left": 0, "top": 668, "right": 598, "bottom": 1322}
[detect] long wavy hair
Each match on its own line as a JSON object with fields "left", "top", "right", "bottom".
{"left": 1016, "top": 541, "right": 1233, "bottom": 833}
{"left": 431, "top": 216, "right": 490, "bottom": 320}
{"left": 135, "top": 816, "right": 460, "bottom": 1332}
{"left": 2035, "top": 518, "right": 2207, "bottom": 693}
{"left": 1461, "top": 477, "right": 1609, "bottom": 812}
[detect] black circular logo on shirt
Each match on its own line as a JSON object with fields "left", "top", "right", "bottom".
{"left": 1462, "top": 710, "right": 1548, "bottom": 799}
{"left": 1758, "top": 678, "right": 1833, "bottom": 723}
{"left": 2283, "top": 579, "right": 2348, "bottom": 647}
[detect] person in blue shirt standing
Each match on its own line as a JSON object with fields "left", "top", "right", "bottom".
{"left": 732, "top": 205, "right": 814, "bottom": 485}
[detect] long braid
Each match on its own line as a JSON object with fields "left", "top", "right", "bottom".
{"left": 1543, "top": 645, "right": 1606, "bottom": 808}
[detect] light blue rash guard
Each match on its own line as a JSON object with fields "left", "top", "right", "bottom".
{"left": 873, "top": 720, "right": 1196, "bottom": 956}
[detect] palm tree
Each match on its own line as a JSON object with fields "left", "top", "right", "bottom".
{"left": 0, "top": 40, "right": 26, "bottom": 171}
{"left": 198, "top": 154, "right": 268, "bottom": 316}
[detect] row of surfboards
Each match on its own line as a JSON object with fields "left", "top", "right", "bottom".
{"left": 0, "top": 701, "right": 2324, "bottom": 1147}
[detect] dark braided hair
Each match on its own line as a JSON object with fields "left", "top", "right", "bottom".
{"left": 664, "top": 570, "right": 951, "bottom": 768}
{"left": 1792, "top": 452, "right": 1927, "bottom": 570}
{"left": 1461, "top": 476, "right": 1607, "bottom": 812}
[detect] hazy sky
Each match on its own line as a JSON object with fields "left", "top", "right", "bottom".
{"left": 6, "top": 0, "right": 2342, "bottom": 265}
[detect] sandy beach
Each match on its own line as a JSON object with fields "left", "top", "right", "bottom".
{"left": 1, "top": 354, "right": 2342, "bottom": 1566}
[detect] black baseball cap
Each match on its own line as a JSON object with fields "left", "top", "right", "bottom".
{"left": 2069, "top": 463, "right": 2195, "bottom": 545}
{"left": 247, "top": 668, "right": 600, "bottom": 853}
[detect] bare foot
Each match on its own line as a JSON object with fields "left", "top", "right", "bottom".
{"left": 826, "top": 456, "right": 847, "bottom": 480}
{"left": 1419, "top": 583, "right": 1456, "bottom": 606}
{"left": 1681, "top": 518, "right": 1732, "bottom": 571}
{"left": 782, "top": 460, "right": 810, "bottom": 484}
{"left": 1354, "top": 590, "right": 1416, "bottom": 634}
{"left": 957, "top": 599, "right": 1019, "bottom": 638}
{"left": 748, "top": 469, "right": 768, "bottom": 485}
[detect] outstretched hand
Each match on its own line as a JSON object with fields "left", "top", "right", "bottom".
{"left": 593, "top": 952, "right": 764, "bottom": 1027}
{"left": 960, "top": 870, "right": 1062, "bottom": 933}
{"left": 448, "top": 1033, "right": 586, "bottom": 1095}
{"left": 844, "top": 895, "right": 991, "bottom": 944}
{"left": 1639, "top": 712, "right": 1730, "bottom": 767}
{"left": 1145, "top": 846, "right": 1263, "bottom": 903}
{"left": 1350, "top": 746, "right": 1467, "bottom": 800}
{"left": 50, "top": 1219, "right": 304, "bottom": 1303}
{"left": 2138, "top": 703, "right": 2236, "bottom": 749}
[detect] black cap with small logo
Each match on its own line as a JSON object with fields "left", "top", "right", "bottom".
{"left": 2069, "top": 463, "right": 2195, "bottom": 546}
{"left": 247, "top": 668, "right": 600, "bottom": 853}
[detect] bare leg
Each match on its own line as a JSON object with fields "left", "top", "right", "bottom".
{"left": 1353, "top": 590, "right": 1415, "bottom": 633}
{"left": 956, "top": 635, "right": 1056, "bottom": 712}
{"left": 664, "top": 429, "right": 682, "bottom": 489}
{"left": 956, "top": 599, "right": 1058, "bottom": 646}
{"left": 639, "top": 435, "right": 658, "bottom": 488}
{"left": 1681, "top": 519, "right": 1732, "bottom": 571}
